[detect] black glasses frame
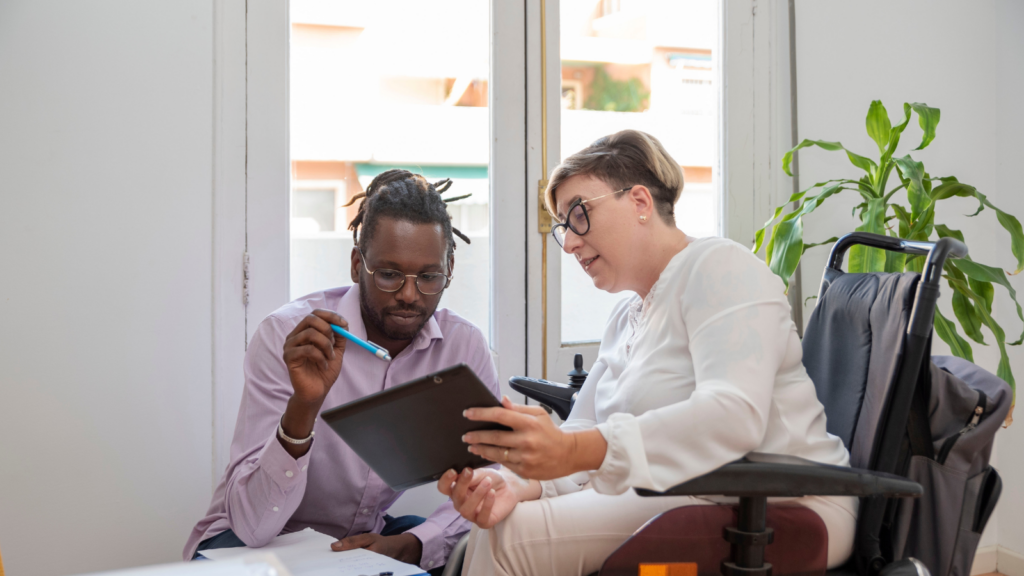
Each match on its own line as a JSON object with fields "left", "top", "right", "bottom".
{"left": 550, "top": 186, "right": 633, "bottom": 248}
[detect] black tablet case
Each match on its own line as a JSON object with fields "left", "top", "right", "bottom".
{"left": 320, "top": 363, "right": 509, "bottom": 490}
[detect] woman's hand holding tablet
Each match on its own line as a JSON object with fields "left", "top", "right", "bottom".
{"left": 461, "top": 396, "right": 608, "bottom": 480}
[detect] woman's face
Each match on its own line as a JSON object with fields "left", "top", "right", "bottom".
{"left": 554, "top": 175, "right": 638, "bottom": 293}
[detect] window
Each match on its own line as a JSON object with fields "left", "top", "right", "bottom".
{"left": 558, "top": 0, "right": 721, "bottom": 343}
{"left": 289, "top": 0, "right": 492, "bottom": 339}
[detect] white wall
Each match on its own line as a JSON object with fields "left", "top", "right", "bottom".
{"left": 992, "top": 0, "right": 1024, "bottom": 558}
{"left": 0, "top": 2, "right": 220, "bottom": 574}
{"left": 792, "top": 0, "right": 1024, "bottom": 554}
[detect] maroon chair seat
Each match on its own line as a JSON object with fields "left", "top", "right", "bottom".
{"left": 599, "top": 504, "right": 828, "bottom": 576}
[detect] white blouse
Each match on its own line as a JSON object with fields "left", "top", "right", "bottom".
{"left": 543, "top": 237, "right": 851, "bottom": 499}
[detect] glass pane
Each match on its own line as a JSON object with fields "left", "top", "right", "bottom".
{"left": 559, "top": 0, "right": 720, "bottom": 344}
{"left": 289, "top": 0, "right": 491, "bottom": 341}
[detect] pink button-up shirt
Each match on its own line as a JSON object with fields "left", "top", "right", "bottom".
{"left": 183, "top": 284, "right": 499, "bottom": 570}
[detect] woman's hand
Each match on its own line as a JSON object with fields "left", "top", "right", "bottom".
{"left": 462, "top": 396, "right": 607, "bottom": 481}
{"left": 437, "top": 468, "right": 520, "bottom": 529}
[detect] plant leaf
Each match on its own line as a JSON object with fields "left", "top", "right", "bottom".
{"left": 894, "top": 155, "right": 928, "bottom": 218}
{"left": 960, "top": 189, "right": 1024, "bottom": 273}
{"left": 783, "top": 139, "right": 878, "bottom": 182}
{"left": 931, "top": 181, "right": 975, "bottom": 201}
{"left": 881, "top": 103, "right": 913, "bottom": 165}
{"left": 754, "top": 191, "right": 808, "bottom": 255}
{"left": 955, "top": 259, "right": 1024, "bottom": 345}
{"left": 767, "top": 217, "right": 803, "bottom": 292}
{"left": 866, "top": 100, "right": 892, "bottom": 154}
{"left": 934, "top": 308, "right": 974, "bottom": 363}
{"left": 802, "top": 237, "right": 840, "bottom": 255}
{"left": 849, "top": 198, "right": 887, "bottom": 272}
{"left": 971, "top": 277, "right": 995, "bottom": 313}
{"left": 946, "top": 276, "right": 1015, "bottom": 396}
{"left": 947, "top": 263, "right": 987, "bottom": 344}
{"left": 910, "top": 102, "right": 941, "bottom": 150}
{"left": 752, "top": 179, "right": 859, "bottom": 254}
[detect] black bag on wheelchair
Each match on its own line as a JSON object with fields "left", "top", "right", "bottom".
{"left": 890, "top": 355, "right": 1010, "bottom": 576}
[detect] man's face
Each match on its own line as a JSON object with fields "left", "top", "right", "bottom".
{"left": 351, "top": 217, "right": 453, "bottom": 341}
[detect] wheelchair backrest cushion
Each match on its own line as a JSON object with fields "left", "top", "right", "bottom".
{"left": 802, "top": 271, "right": 920, "bottom": 469}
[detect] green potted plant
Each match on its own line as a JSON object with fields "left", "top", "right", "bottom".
{"left": 754, "top": 100, "right": 1021, "bottom": 422}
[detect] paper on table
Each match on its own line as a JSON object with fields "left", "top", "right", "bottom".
{"left": 198, "top": 528, "right": 428, "bottom": 576}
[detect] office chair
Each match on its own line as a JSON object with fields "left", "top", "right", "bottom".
{"left": 498, "top": 232, "right": 971, "bottom": 576}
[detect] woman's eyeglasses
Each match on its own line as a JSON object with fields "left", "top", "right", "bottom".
{"left": 359, "top": 250, "right": 451, "bottom": 295}
{"left": 550, "top": 186, "right": 633, "bottom": 248}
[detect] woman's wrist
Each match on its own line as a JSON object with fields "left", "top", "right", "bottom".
{"left": 569, "top": 429, "right": 608, "bottom": 472}
{"left": 501, "top": 467, "right": 543, "bottom": 502}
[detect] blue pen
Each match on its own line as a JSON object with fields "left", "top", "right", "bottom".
{"left": 330, "top": 324, "right": 392, "bottom": 362}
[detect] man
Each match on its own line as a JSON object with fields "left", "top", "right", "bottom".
{"left": 184, "top": 170, "right": 498, "bottom": 574}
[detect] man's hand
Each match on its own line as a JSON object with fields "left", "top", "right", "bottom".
{"left": 330, "top": 532, "right": 422, "bottom": 565}
{"left": 279, "top": 309, "right": 348, "bottom": 458}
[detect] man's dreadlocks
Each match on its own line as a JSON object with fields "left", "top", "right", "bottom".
{"left": 342, "top": 169, "right": 471, "bottom": 262}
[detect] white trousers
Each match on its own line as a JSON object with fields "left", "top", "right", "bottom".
{"left": 462, "top": 488, "right": 857, "bottom": 576}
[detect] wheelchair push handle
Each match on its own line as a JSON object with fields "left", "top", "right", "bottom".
{"left": 826, "top": 232, "right": 968, "bottom": 277}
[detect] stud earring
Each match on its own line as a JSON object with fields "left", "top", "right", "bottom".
{"left": 639, "top": 215, "right": 647, "bottom": 222}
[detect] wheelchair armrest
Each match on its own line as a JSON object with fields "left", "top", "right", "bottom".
{"left": 509, "top": 376, "right": 576, "bottom": 420}
{"left": 634, "top": 452, "right": 922, "bottom": 499}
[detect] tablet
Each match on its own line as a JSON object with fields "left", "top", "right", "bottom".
{"left": 320, "top": 363, "right": 509, "bottom": 491}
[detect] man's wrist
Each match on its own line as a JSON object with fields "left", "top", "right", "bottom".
{"left": 281, "top": 397, "right": 322, "bottom": 438}
{"left": 394, "top": 532, "right": 422, "bottom": 564}
{"left": 279, "top": 397, "right": 322, "bottom": 458}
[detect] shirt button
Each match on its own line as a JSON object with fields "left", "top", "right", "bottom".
{"left": 427, "top": 561, "right": 434, "bottom": 568}
{"left": 285, "top": 470, "right": 294, "bottom": 478}
{"left": 273, "top": 507, "right": 279, "bottom": 512}
{"left": 361, "top": 508, "right": 369, "bottom": 514}
{"left": 301, "top": 465, "right": 308, "bottom": 472}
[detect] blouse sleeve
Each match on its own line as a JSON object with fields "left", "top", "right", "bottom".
{"left": 538, "top": 356, "right": 607, "bottom": 498}
{"left": 590, "top": 242, "right": 796, "bottom": 495}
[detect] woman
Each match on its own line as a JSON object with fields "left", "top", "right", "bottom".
{"left": 437, "top": 130, "right": 856, "bottom": 576}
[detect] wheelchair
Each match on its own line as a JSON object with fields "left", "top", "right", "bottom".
{"left": 443, "top": 232, "right": 983, "bottom": 576}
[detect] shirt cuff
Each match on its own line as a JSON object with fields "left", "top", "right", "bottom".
{"left": 540, "top": 471, "right": 590, "bottom": 499}
{"left": 257, "top": 429, "right": 314, "bottom": 491}
{"left": 592, "top": 413, "right": 649, "bottom": 495}
{"left": 405, "top": 519, "right": 446, "bottom": 572}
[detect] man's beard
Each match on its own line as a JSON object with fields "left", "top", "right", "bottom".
{"left": 359, "top": 276, "right": 437, "bottom": 341}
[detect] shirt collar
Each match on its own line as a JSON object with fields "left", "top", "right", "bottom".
{"left": 337, "top": 283, "right": 444, "bottom": 353}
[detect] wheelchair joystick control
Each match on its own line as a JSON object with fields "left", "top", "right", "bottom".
{"left": 567, "top": 353, "right": 588, "bottom": 388}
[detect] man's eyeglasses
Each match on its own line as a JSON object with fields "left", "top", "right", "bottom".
{"left": 550, "top": 186, "right": 633, "bottom": 248}
{"left": 359, "top": 251, "right": 452, "bottom": 295}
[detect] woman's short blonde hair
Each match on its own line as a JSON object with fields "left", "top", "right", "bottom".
{"left": 544, "top": 129, "right": 684, "bottom": 224}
